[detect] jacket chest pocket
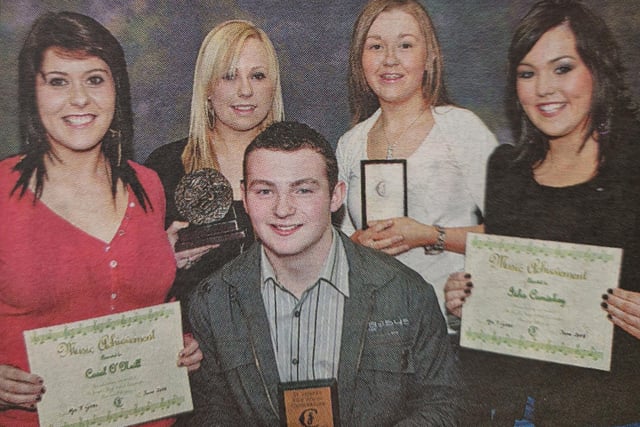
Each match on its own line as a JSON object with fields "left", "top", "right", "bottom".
{"left": 352, "top": 342, "right": 415, "bottom": 424}
{"left": 215, "top": 338, "right": 255, "bottom": 373}
{"left": 360, "top": 341, "right": 416, "bottom": 374}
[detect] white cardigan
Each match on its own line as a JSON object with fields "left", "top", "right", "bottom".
{"left": 337, "top": 105, "right": 498, "bottom": 329}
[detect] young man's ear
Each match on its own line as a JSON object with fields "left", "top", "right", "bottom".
{"left": 330, "top": 181, "right": 346, "bottom": 213}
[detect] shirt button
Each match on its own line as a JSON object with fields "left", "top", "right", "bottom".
{"left": 109, "top": 260, "right": 118, "bottom": 268}
{"left": 111, "top": 293, "right": 117, "bottom": 300}
{"left": 105, "top": 246, "right": 111, "bottom": 252}
{"left": 292, "top": 358, "right": 298, "bottom": 365}
{"left": 129, "top": 202, "right": 135, "bottom": 208}
{"left": 294, "top": 310, "right": 300, "bottom": 318}
{"left": 118, "top": 230, "right": 125, "bottom": 236}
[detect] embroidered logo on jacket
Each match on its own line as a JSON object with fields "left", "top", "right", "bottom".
{"left": 367, "top": 317, "right": 409, "bottom": 334}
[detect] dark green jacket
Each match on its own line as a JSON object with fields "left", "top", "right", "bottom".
{"left": 187, "top": 230, "right": 462, "bottom": 426}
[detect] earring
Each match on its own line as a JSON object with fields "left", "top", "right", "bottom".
{"left": 108, "top": 128, "right": 122, "bottom": 166}
{"left": 206, "top": 99, "right": 215, "bottom": 129}
{"left": 207, "top": 108, "right": 215, "bottom": 129}
{"left": 597, "top": 120, "right": 610, "bottom": 136}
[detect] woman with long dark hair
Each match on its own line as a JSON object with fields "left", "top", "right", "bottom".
{"left": 0, "top": 12, "right": 201, "bottom": 426}
{"left": 445, "top": 1, "right": 640, "bottom": 424}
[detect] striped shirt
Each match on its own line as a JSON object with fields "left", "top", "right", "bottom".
{"left": 260, "top": 228, "right": 349, "bottom": 382}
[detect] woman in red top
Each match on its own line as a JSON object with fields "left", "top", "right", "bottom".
{"left": 0, "top": 12, "right": 201, "bottom": 426}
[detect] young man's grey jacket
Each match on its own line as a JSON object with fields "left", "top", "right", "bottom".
{"left": 186, "top": 229, "right": 463, "bottom": 426}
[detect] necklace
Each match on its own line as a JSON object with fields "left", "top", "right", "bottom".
{"left": 381, "top": 107, "right": 428, "bottom": 159}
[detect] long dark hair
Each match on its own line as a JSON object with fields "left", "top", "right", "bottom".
{"left": 507, "top": 0, "right": 637, "bottom": 168}
{"left": 14, "top": 11, "right": 151, "bottom": 210}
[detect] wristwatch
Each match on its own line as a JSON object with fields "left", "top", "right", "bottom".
{"left": 424, "top": 224, "right": 445, "bottom": 255}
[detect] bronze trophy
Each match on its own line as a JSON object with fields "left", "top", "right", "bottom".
{"left": 174, "top": 168, "right": 246, "bottom": 251}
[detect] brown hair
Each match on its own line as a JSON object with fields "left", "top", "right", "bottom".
{"left": 244, "top": 122, "right": 339, "bottom": 194}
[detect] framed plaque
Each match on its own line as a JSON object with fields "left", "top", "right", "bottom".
{"left": 360, "top": 159, "right": 407, "bottom": 228}
{"left": 278, "top": 379, "right": 340, "bottom": 427}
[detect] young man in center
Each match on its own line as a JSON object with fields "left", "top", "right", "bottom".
{"left": 187, "top": 121, "right": 462, "bottom": 425}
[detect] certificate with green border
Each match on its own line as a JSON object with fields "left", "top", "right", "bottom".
{"left": 23, "top": 301, "right": 193, "bottom": 426}
{"left": 460, "top": 233, "right": 621, "bottom": 371}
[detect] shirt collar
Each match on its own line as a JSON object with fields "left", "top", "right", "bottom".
{"left": 260, "top": 227, "right": 349, "bottom": 297}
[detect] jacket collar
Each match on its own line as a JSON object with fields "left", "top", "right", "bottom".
{"left": 220, "top": 242, "right": 281, "bottom": 419}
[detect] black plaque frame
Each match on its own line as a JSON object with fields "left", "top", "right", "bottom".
{"left": 360, "top": 159, "right": 408, "bottom": 229}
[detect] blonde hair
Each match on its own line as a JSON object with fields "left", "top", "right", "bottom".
{"left": 182, "top": 20, "right": 284, "bottom": 172}
{"left": 348, "top": 0, "right": 450, "bottom": 125}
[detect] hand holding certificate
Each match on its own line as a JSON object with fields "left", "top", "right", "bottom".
{"left": 460, "top": 233, "right": 621, "bottom": 371}
{"left": 23, "top": 302, "right": 193, "bottom": 426}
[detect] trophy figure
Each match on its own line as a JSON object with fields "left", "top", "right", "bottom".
{"left": 174, "top": 168, "right": 246, "bottom": 251}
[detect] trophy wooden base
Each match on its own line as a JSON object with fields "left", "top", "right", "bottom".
{"left": 175, "top": 220, "right": 246, "bottom": 252}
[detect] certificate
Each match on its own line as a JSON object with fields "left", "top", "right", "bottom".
{"left": 23, "top": 302, "right": 193, "bottom": 426}
{"left": 460, "top": 233, "right": 621, "bottom": 371}
{"left": 360, "top": 159, "right": 407, "bottom": 227}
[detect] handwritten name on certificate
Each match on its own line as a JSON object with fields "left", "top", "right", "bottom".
{"left": 460, "top": 233, "right": 622, "bottom": 371}
{"left": 23, "top": 301, "right": 193, "bottom": 426}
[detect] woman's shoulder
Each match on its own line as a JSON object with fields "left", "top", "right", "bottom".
{"left": 145, "top": 138, "right": 188, "bottom": 168}
{"left": 128, "top": 161, "right": 161, "bottom": 185}
{"left": 433, "top": 105, "right": 498, "bottom": 147}
{"left": 489, "top": 143, "right": 518, "bottom": 163}
{"left": 127, "top": 161, "right": 167, "bottom": 208}
{"left": 337, "top": 110, "right": 380, "bottom": 147}
{"left": 0, "top": 154, "right": 21, "bottom": 171}
{"left": 0, "top": 155, "right": 22, "bottom": 191}
{"left": 487, "top": 143, "right": 520, "bottom": 173}
{"left": 433, "top": 105, "right": 489, "bottom": 128}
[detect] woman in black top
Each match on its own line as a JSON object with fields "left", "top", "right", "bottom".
{"left": 146, "top": 20, "right": 284, "bottom": 324}
{"left": 445, "top": 1, "right": 640, "bottom": 424}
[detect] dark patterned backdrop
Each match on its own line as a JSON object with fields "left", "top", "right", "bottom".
{"left": 1, "top": 0, "right": 638, "bottom": 161}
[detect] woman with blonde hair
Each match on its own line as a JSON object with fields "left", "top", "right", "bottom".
{"left": 146, "top": 20, "right": 284, "bottom": 318}
{"left": 337, "top": 0, "right": 497, "bottom": 327}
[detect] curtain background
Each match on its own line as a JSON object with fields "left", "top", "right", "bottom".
{"left": 1, "top": 0, "right": 638, "bottom": 161}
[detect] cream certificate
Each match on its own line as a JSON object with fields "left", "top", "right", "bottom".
{"left": 23, "top": 301, "right": 193, "bottom": 426}
{"left": 460, "top": 233, "right": 621, "bottom": 371}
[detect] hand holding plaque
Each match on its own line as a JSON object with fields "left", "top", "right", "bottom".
{"left": 174, "top": 168, "right": 245, "bottom": 251}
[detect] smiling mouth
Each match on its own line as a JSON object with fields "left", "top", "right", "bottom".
{"left": 63, "top": 114, "right": 96, "bottom": 126}
{"left": 271, "top": 224, "right": 301, "bottom": 235}
{"left": 380, "top": 73, "right": 403, "bottom": 82}
{"left": 537, "top": 103, "right": 566, "bottom": 115}
{"left": 232, "top": 105, "right": 257, "bottom": 113}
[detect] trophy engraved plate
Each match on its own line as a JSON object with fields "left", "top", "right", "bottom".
{"left": 360, "top": 160, "right": 407, "bottom": 228}
{"left": 174, "top": 168, "right": 245, "bottom": 251}
{"left": 279, "top": 379, "right": 340, "bottom": 427}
